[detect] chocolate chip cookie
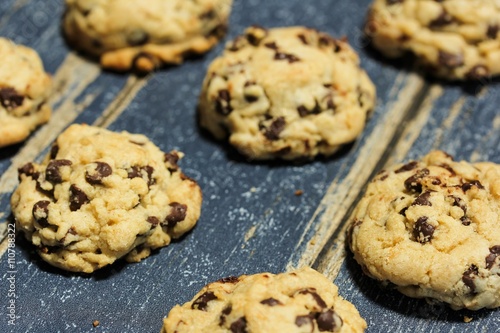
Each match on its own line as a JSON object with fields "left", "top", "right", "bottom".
{"left": 348, "top": 151, "right": 500, "bottom": 310}
{"left": 161, "top": 267, "right": 367, "bottom": 333}
{"left": 0, "top": 38, "right": 52, "bottom": 147}
{"left": 63, "top": 0, "right": 233, "bottom": 72}
{"left": 365, "top": 0, "right": 500, "bottom": 80}
{"left": 198, "top": 26, "right": 376, "bottom": 160}
{"left": 11, "top": 124, "right": 202, "bottom": 273}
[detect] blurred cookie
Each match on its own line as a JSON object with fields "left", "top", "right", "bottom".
{"left": 348, "top": 151, "right": 500, "bottom": 310}
{"left": 198, "top": 26, "right": 376, "bottom": 161}
{"left": 365, "top": 0, "right": 500, "bottom": 80}
{"left": 11, "top": 124, "right": 202, "bottom": 273}
{"left": 162, "top": 267, "right": 366, "bottom": 333}
{"left": 63, "top": 0, "right": 233, "bottom": 72}
{"left": 0, "top": 38, "right": 52, "bottom": 147}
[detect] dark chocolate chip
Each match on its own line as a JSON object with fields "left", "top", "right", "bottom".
{"left": 387, "top": 0, "right": 404, "bottom": 4}
{"left": 412, "top": 191, "right": 432, "bottom": 206}
{"left": 264, "top": 42, "right": 278, "bottom": 50}
{"left": 460, "top": 216, "right": 472, "bottom": 226}
{"left": 462, "top": 264, "right": 479, "bottom": 292}
{"left": 466, "top": 65, "right": 489, "bottom": 80}
{"left": 260, "top": 298, "right": 282, "bottom": 306}
{"left": 32, "top": 200, "right": 50, "bottom": 227}
{"left": 487, "top": 24, "right": 499, "bottom": 39}
{"left": 438, "top": 51, "right": 464, "bottom": 68}
{"left": 46, "top": 159, "right": 72, "bottom": 184}
{"left": 429, "top": 10, "right": 454, "bottom": 28}
{"left": 395, "top": 161, "right": 419, "bottom": 173}
{"left": 69, "top": 185, "right": 90, "bottom": 211}
{"left": 413, "top": 216, "right": 435, "bottom": 243}
{"left": 50, "top": 144, "right": 59, "bottom": 159}
{"left": 274, "top": 51, "right": 301, "bottom": 63}
{"left": 147, "top": 216, "right": 159, "bottom": 227}
{"left": 85, "top": 162, "right": 112, "bottom": 185}
{"left": 264, "top": 117, "right": 286, "bottom": 141}
{"left": 219, "top": 305, "right": 232, "bottom": 326}
{"left": 298, "top": 288, "right": 327, "bottom": 308}
{"left": 297, "top": 33, "right": 309, "bottom": 45}
{"left": 404, "top": 168, "right": 430, "bottom": 192}
{"left": 450, "top": 196, "right": 467, "bottom": 213}
{"left": 165, "top": 202, "right": 187, "bottom": 227}
{"left": 0, "top": 87, "right": 24, "bottom": 110}
{"left": 439, "top": 163, "right": 456, "bottom": 175}
{"left": 399, "top": 207, "right": 408, "bottom": 217}
{"left": 164, "top": 151, "right": 180, "bottom": 172}
{"left": 200, "top": 9, "right": 215, "bottom": 20}
{"left": 317, "top": 309, "right": 336, "bottom": 332}
{"left": 297, "top": 102, "right": 321, "bottom": 117}
{"left": 486, "top": 246, "right": 500, "bottom": 269}
{"left": 295, "top": 315, "right": 313, "bottom": 328}
{"left": 35, "top": 176, "right": 54, "bottom": 198}
{"left": 215, "top": 89, "right": 233, "bottom": 115}
{"left": 191, "top": 291, "right": 217, "bottom": 311}
{"left": 230, "top": 317, "right": 247, "bottom": 333}
{"left": 245, "top": 26, "right": 268, "bottom": 46}
{"left": 127, "top": 29, "right": 149, "bottom": 46}
{"left": 128, "top": 165, "right": 155, "bottom": 186}
{"left": 18, "top": 162, "right": 36, "bottom": 180}
{"left": 462, "top": 180, "right": 484, "bottom": 192}
{"left": 217, "top": 276, "right": 239, "bottom": 284}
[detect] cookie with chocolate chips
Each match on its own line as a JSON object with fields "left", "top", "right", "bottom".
{"left": 62, "top": 0, "right": 233, "bottom": 72}
{"left": 365, "top": 0, "right": 500, "bottom": 80}
{"left": 0, "top": 38, "right": 52, "bottom": 147}
{"left": 11, "top": 124, "right": 202, "bottom": 273}
{"left": 198, "top": 26, "right": 376, "bottom": 160}
{"left": 161, "top": 267, "right": 367, "bottom": 333}
{"left": 348, "top": 151, "right": 500, "bottom": 310}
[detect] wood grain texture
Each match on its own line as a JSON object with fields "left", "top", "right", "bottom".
{"left": 0, "top": 0, "right": 499, "bottom": 332}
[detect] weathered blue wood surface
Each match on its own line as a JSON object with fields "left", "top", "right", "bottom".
{"left": 0, "top": 0, "right": 498, "bottom": 332}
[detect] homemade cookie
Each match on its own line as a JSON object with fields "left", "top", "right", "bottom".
{"left": 348, "top": 151, "right": 500, "bottom": 310}
{"left": 11, "top": 124, "right": 202, "bottom": 273}
{"left": 161, "top": 267, "right": 366, "bottom": 333}
{"left": 198, "top": 26, "right": 376, "bottom": 160}
{"left": 0, "top": 38, "right": 52, "bottom": 147}
{"left": 63, "top": 0, "right": 233, "bottom": 72}
{"left": 365, "top": 0, "right": 500, "bottom": 80}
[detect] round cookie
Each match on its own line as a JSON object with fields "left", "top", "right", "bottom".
{"left": 0, "top": 38, "right": 52, "bottom": 147}
{"left": 365, "top": 0, "right": 500, "bottom": 80}
{"left": 63, "top": 0, "right": 233, "bottom": 72}
{"left": 198, "top": 26, "right": 376, "bottom": 161}
{"left": 348, "top": 151, "right": 500, "bottom": 310}
{"left": 161, "top": 267, "right": 367, "bottom": 333}
{"left": 11, "top": 124, "right": 202, "bottom": 273}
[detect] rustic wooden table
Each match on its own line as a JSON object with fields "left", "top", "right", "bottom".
{"left": 0, "top": 0, "right": 499, "bottom": 332}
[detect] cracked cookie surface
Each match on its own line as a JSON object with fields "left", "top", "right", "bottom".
{"left": 63, "top": 0, "right": 233, "bottom": 72}
{"left": 198, "top": 26, "right": 376, "bottom": 161}
{"left": 161, "top": 267, "right": 366, "bottom": 333}
{"left": 11, "top": 124, "right": 202, "bottom": 273}
{"left": 348, "top": 151, "right": 500, "bottom": 310}
{"left": 365, "top": 0, "right": 500, "bottom": 80}
{"left": 0, "top": 38, "right": 52, "bottom": 147}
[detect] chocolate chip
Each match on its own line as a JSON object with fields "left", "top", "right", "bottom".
{"left": 462, "top": 264, "right": 479, "bottom": 292}
{"left": 219, "top": 305, "right": 232, "bottom": 326}
{"left": 230, "top": 317, "right": 247, "bottom": 333}
{"left": 412, "top": 191, "right": 432, "bottom": 206}
{"left": 191, "top": 291, "right": 217, "bottom": 311}
{"left": 128, "top": 165, "right": 155, "bottom": 186}
{"left": 215, "top": 89, "right": 232, "bottom": 115}
{"left": 462, "top": 181, "right": 484, "bottom": 192}
{"left": 460, "top": 216, "right": 472, "bottom": 226}
{"left": 264, "top": 42, "right": 278, "bottom": 50}
{"left": 450, "top": 196, "right": 467, "bottom": 213}
{"left": 69, "top": 185, "right": 90, "bottom": 211}
{"left": 466, "top": 65, "right": 489, "bottom": 80}
{"left": 438, "top": 51, "right": 464, "bottom": 68}
{"left": 295, "top": 315, "right": 313, "bottom": 328}
{"left": 264, "top": 117, "right": 286, "bottom": 141}
{"left": 297, "top": 103, "right": 321, "bottom": 117}
{"left": 404, "top": 169, "right": 430, "bottom": 192}
{"left": 399, "top": 207, "right": 408, "bottom": 217}
{"left": 297, "top": 33, "right": 309, "bottom": 45}
{"left": 413, "top": 216, "right": 435, "bottom": 243}
{"left": 245, "top": 25, "right": 268, "bottom": 46}
{"left": 165, "top": 202, "right": 187, "bottom": 227}
{"left": 18, "top": 162, "right": 36, "bottom": 180}
{"left": 217, "top": 276, "right": 239, "bottom": 284}
{"left": 35, "top": 176, "right": 54, "bottom": 197}
{"left": 297, "top": 289, "right": 327, "bottom": 308}
{"left": 85, "top": 162, "right": 112, "bottom": 185}
{"left": 274, "top": 52, "right": 301, "bottom": 63}
{"left": 487, "top": 24, "right": 499, "bottom": 39}
{"left": 486, "top": 246, "right": 500, "bottom": 269}
{"left": 46, "top": 159, "right": 72, "bottom": 184}
{"left": 147, "top": 216, "right": 159, "bottom": 227}
{"left": 260, "top": 298, "right": 282, "bottom": 306}
{"left": 127, "top": 29, "right": 149, "bottom": 46}
{"left": 429, "top": 10, "right": 454, "bottom": 28}
{"left": 164, "top": 151, "right": 180, "bottom": 172}
{"left": 32, "top": 200, "right": 50, "bottom": 227}
{"left": 200, "top": 9, "right": 215, "bottom": 20}
{"left": 439, "top": 163, "right": 456, "bottom": 175}
{"left": 0, "top": 87, "right": 24, "bottom": 110}
{"left": 387, "top": 0, "right": 404, "bottom": 4}
{"left": 395, "top": 161, "right": 419, "bottom": 173}
{"left": 50, "top": 144, "right": 59, "bottom": 159}
{"left": 317, "top": 309, "right": 338, "bottom": 332}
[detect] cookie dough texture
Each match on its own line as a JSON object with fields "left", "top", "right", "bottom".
{"left": 348, "top": 151, "right": 500, "bottom": 310}
{"left": 11, "top": 124, "right": 202, "bottom": 273}
{"left": 63, "top": 0, "right": 233, "bottom": 72}
{"left": 365, "top": 0, "right": 500, "bottom": 80}
{"left": 161, "top": 267, "right": 366, "bottom": 333}
{"left": 198, "top": 26, "right": 376, "bottom": 160}
{"left": 0, "top": 38, "right": 52, "bottom": 147}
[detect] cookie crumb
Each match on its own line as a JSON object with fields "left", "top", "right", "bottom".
{"left": 93, "top": 320, "right": 100, "bottom": 327}
{"left": 463, "top": 316, "right": 473, "bottom": 323}
{"left": 294, "top": 189, "right": 303, "bottom": 196}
